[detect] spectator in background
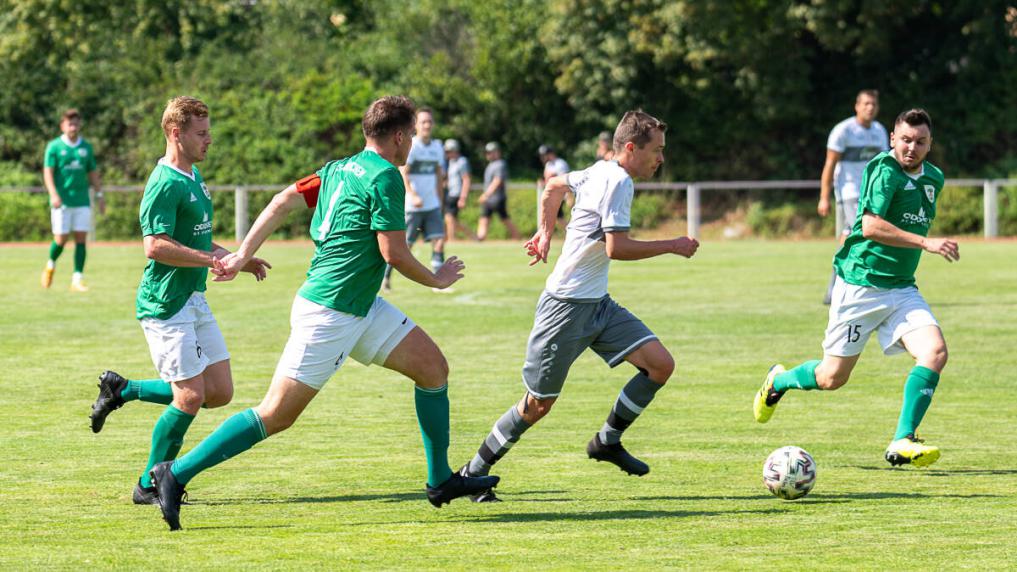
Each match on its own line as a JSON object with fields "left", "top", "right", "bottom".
{"left": 41, "top": 108, "right": 104, "bottom": 292}
{"left": 596, "top": 130, "right": 615, "bottom": 161}
{"left": 537, "top": 144, "right": 571, "bottom": 222}
{"left": 477, "top": 142, "right": 520, "bottom": 241}
{"left": 443, "top": 139, "right": 477, "bottom": 241}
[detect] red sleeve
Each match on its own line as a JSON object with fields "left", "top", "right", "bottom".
{"left": 295, "top": 174, "right": 321, "bottom": 208}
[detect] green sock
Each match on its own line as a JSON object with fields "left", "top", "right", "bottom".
{"left": 48, "top": 241, "right": 64, "bottom": 262}
{"left": 171, "top": 408, "right": 267, "bottom": 485}
{"left": 139, "top": 405, "right": 195, "bottom": 488}
{"left": 414, "top": 385, "right": 452, "bottom": 487}
{"left": 121, "top": 379, "right": 174, "bottom": 405}
{"left": 772, "top": 360, "right": 821, "bottom": 393}
{"left": 73, "top": 243, "right": 86, "bottom": 273}
{"left": 894, "top": 366, "right": 940, "bottom": 440}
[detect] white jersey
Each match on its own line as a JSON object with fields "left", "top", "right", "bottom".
{"left": 545, "top": 160, "right": 633, "bottom": 301}
{"left": 827, "top": 117, "right": 889, "bottom": 201}
{"left": 405, "top": 136, "right": 444, "bottom": 212}
{"left": 544, "top": 157, "right": 569, "bottom": 178}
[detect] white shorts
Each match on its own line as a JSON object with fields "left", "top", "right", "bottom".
{"left": 822, "top": 277, "right": 939, "bottom": 357}
{"left": 51, "top": 206, "right": 91, "bottom": 235}
{"left": 140, "top": 292, "right": 230, "bottom": 382}
{"left": 274, "top": 295, "right": 416, "bottom": 390}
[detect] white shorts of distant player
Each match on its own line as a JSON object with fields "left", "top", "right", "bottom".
{"left": 51, "top": 206, "right": 91, "bottom": 235}
{"left": 837, "top": 198, "right": 859, "bottom": 236}
{"left": 822, "top": 276, "right": 939, "bottom": 357}
{"left": 140, "top": 292, "right": 230, "bottom": 382}
{"left": 275, "top": 295, "right": 416, "bottom": 390}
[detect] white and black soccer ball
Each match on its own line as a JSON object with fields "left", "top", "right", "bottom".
{"left": 763, "top": 446, "right": 817, "bottom": 500}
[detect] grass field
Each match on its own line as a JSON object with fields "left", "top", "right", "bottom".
{"left": 1, "top": 238, "right": 1015, "bottom": 569}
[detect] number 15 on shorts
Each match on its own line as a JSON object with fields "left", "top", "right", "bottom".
{"left": 846, "top": 324, "right": 862, "bottom": 343}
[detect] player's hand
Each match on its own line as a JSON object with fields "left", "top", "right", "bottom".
{"left": 457, "top": 197, "right": 467, "bottom": 209}
{"left": 433, "top": 256, "right": 465, "bottom": 289}
{"left": 525, "top": 231, "right": 552, "bottom": 266}
{"left": 97, "top": 197, "right": 106, "bottom": 215}
{"left": 817, "top": 197, "right": 830, "bottom": 217}
{"left": 410, "top": 193, "right": 423, "bottom": 208}
{"left": 212, "top": 252, "right": 245, "bottom": 281}
{"left": 923, "top": 237, "right": 960, "bottom": 262}
{"left": 51, "top": 197, "right": 62, "bottom": 209}
{"left": 672, "top": 236, "right": 700, "bottom": 258}
{"left": 242, "top": 257, "right": 271, "bottom": 281}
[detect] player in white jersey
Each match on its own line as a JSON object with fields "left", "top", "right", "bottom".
{"left": 819, "top": 89, "right": 889, "bottom": 304}
{"left": 383, "top": 107, "right": 447, "bottom": 292}
{"left": 459, "top": 110, "right": 699, "bottom": 501}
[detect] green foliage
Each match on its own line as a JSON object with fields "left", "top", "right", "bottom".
{"left": 0, "top": 192, "right": 50, "bottom": 240}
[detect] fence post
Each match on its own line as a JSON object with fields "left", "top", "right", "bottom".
{"left": 234, "top": 186, "right": 249, "bottom": 242}
{"left": 88, "top": 187, "right": 97, "bottom": 241}
{"left": 983, "top": 180, "right": 998, "bottom": 239}
{"left": 687, "top": 184, "right": 701, "bottom": 238}
{"left": 834, "top": 198, "right": 844, "bottom": 238}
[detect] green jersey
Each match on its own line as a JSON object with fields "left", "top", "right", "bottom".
{"left": 43, "top": 136, "right": 97, "bottom": 207}
{"left": 297, "top": 148, "right": 406, "bottom": 317}
{"left": 135, "top": 160, "right": 214, "bottom": 320}
{"left": 834, "top": 151, "right": 944, "bottom": 289}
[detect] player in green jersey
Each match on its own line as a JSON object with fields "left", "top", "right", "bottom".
{"left": 754, "top": 109, "right": 959, "bottom": 467}
{"left": 41, "top": 108, "right": 104, "bottom": 292}
{"left": 88, "top": 97, "right": 269, "bottom": 505}
{"left": 146, "top": 96, "right": 498, "bottom": 531}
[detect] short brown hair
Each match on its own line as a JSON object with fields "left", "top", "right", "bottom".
{"left": 416, "top": 106, "right": 433, "bottom": 118}
{"left": 161, "top": 96, "right": 209, "bottom": 136}
{"left": 894, "top": 108, "right": 932, "bottom": 131}
{"left": 856, "top": 89, "right": 879, "bottom": 102}
{"left": 62, "top": 108, "right": 81, "bottom": 121}
{"left": 362, "top": 96, "right": 416, "bottom": 140}
{"left": 613, "top": 110, "right": 667, "bottom": 153}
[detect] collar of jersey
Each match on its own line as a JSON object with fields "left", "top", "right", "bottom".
{"left": 158, "top": 157, "right": 196, "bottom": 181}
{"left": 61, "top": 135, "right": 82, "bottom": 147}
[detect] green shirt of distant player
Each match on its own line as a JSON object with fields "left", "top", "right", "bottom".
{"left": 298, "top": 148, "right": 407, "bottom": 317}
{"left": 834, "top": 151, "right": 944, "bottom": 289}
{"left": 135, "top": 162, "right": 214, "bottom": 320}
{"left": 43, "top": 137, "right": 97, "bottom": 207}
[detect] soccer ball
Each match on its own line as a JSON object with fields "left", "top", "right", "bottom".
{"left": 763, "top": 446, "right": 817, "bottom": 500}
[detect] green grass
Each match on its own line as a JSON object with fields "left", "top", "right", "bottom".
{"left": 2, "top": 239, "right": 1016, "bottom": 569}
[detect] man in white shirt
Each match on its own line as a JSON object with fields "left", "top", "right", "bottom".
{"left": 383, "top": 107, "right": 447, "bottom": 292}
{"left": 537, "top": 144, "right": 572, "bottom": 221}
{"left": 819, "top": 89, "right": 889, "bottom": 304}
{"left": 459, "top": 110, "right": 699, "bottom": 501}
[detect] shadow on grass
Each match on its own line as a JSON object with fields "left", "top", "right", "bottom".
{"left": 196, "top": 490, "right": 571, "bottom": 506}
{"left": 186, "top": 524, "right": 294, "bottom": 531}
{"left": 850, "top": 465, "right": 1017, "bottom": 477}
{"left": 460, "top": 507, "right": 789, "bottom": 524}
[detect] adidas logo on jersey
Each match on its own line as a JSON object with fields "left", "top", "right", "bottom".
{"left": 902, "top": 206, "right": 930, "bottom": 226}
{"left": 193, "top": 211, "right": 212, "bottom": 234}
{"left": 904, "top": 180, "right": 916, "bottom": 190}
{"left": 190, "top": 193, "right": 198, "bottom": 202}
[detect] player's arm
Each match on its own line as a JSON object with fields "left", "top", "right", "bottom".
{"left": 88, "top": 169, "right": 105, "bottom": 214}
{"left": 43, "top": 167, "right": 60, "bottom": 208}
{"left": 457, "top": 171, "right": 472, "bottom": 207}
{"left": 400, "top": 165, "right": 422, "bottom": 207}
{"left": 861, "top": 213, "right": 959, "bottom": 262}
{"left": 604, "top": 231, "right": 699, "bottom": 261}
{"left": 213, "top": 182, "right": 307, "bottom": 281}
{"left": 818, "top": 149, "right": 841, "bottom": 217}
{"left": 378, "top": 230, "right": 463, "bottom": 289}
{"left": 481, "top": 174, "right": 502, "bottom": 202}
{"left": 525, "top": 174, "right": 568, "bottom": 265}
{"left": 144, "top": 233, "right": 219, "bottom": 268}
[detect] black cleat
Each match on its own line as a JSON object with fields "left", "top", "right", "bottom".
{"left": 133, "top": 482, "right": 159, "bottom": 505}
{"left": 457, "top": 466, "right": 501, "bottom": 503}
{"left": 90, "top": 371, "right": 129, "bottom": 433}
{"left": 586, "top": 433, "right": 650, "bottom": 476}
{"left": 426, "top": 471, "right": 500, "bottom": 508}
{"left": 150, "top": 462, "right": 185, "bottom": 530}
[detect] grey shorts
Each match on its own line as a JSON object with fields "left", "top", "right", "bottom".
{"left": 838, "top": 198, "right": 859, "bottom": 235}
{"left": 406, "top": 208, "right": 445, "bottom": 243}
{"left": 521, "top": 292, "right": 658, "bottom": 399}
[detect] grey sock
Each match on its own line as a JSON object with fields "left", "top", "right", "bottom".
{"left": 599, "top": 371, "right": 664, "bottom": 445}
{"left": 468, "top": 405, "right": 531, "bottom": 476}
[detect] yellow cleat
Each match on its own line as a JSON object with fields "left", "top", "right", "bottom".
{"left": 753, "top": 364, "right": 786, "bottom": 423}
{"left": 70, "top": 280, "right": 89, "bottom": 293}
{"left": 885, "top": 435, "right": 940, "bottom": 467}
{"left": 41, "top": 267, "right": 54, "bottom": 288}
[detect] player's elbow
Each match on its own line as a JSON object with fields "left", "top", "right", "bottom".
{"left": 860, "top": 216, "right": 877, "bottom": 239}
{"left": 143, "top": 237, "right": 160, "bottom": 259}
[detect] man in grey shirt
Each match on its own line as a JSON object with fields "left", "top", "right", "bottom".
{"left": 443, "top": 139, "right": 476, "bottom": 241}
{"left": 476, "top": 141, "right": 520, "bottom": 241}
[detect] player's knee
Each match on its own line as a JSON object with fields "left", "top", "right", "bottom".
{"left": 256, "top": 405, "right": 296, "bottom": 435}
{"left": 173, "top": 387, "right": 205, "bottom": 414}
{"left": 646, "top": 353, "right": 675, "bottom": 384}
{"left": 921, "top": 344, "right": 948, "bottom": 372}
{"left": 520, "top": 394, "right": 555, "bottom": 424}
{"left": 203, "top": 384, "right": 234, "bottom": 408}
{"left": 416, "top": 355, "right": 449, "bottom": 389}
{"left": 816, "top": 369, "right": 849, "bottom": 390}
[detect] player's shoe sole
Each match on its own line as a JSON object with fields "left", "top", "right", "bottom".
{"left": 90, "top": 371, "right": 129, "bottom": 433}
{"left": 41, "top": 267, "right": 54, "bottom": 288}
{"left": 70, "top": 281, "right": 89, "bottom": 292}
{"left": 885, "top": 435, "right": 941, "bottom": 467}
{"left": 586, "top": 434, "right": 649, "bottom": 476}
{"left": 457, "top": 466, "right": 501, "bottom": 502}
{"left": 753, "top": 364, "right": 786, "bottom": 423}
{"left": 426, "top": 472, "right": 500, "bottom": 507}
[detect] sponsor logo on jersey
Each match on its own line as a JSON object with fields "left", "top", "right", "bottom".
{"left": 193, "top": 210, "right": 213, "bottom": 234}
{"left": 68, "top": 159, "right": 82, "bottom": 170}
{"left": 200, "top": 182, "right": 211, "bottom": 200}
{"left": 343, "top": 161, "right": 366, "bottom": 177}
{"left": 60, "top": 150, "right": 67, "bottom": 156}
{"left": 924, "top": 185, "right": 935, "bottom": 202}
{"left": 902, "top": 206, "right": 930, "bottom": 226}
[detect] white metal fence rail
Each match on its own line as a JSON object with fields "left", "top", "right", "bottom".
{"left": 2, "top": 179, "right": 1013, "bottom": 240}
